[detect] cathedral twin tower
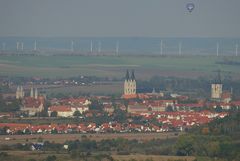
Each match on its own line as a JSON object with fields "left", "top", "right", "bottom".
{"left": 16, "top": 86, "right": 39, "bottom": 99}
{"left": 123, "top": 70, "right": 137, "bottom": 98}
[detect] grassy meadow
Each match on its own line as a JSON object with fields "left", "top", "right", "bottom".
{"left": 0, "top": 55, "right": 240, "bottom": 79}
{"left": 45, "top": 83, "right": 123, "bottom": 96}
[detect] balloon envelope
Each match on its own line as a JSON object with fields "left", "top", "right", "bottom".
{"left": 186, "top": 3, "right": 195, "bottom": 13}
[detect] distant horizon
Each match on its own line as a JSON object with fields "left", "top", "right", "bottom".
{"left": 0, "top": 37, "right": 239, "bottom": 56}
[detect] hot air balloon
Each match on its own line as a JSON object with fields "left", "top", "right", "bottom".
{"left": 186, "top": 3, "right": 195, "bottom": 13}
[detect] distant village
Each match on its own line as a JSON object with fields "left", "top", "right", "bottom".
{"left": 0, "top": 70, "right": 239, "bottom": 135}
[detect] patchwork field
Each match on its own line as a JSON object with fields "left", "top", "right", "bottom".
{"left": 0, "top": 55, "right": 240, "bottom": 79}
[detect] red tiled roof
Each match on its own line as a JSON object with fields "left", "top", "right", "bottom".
{"left": 0, "top": 123, "right": 30, "bottom": 128}
{"left": 138, "top": 94, "right": 150, "bottom": 99}
{"left": 221, "top": 92, "right": 231, "bottom": 99}
{"left": 48, "top": 105, "right": 72, "bottom": 112}
{"left": 175, "top": 103, "right": 204, "bottom": 108}
{"left": 23, "top": 97, "right": 44, "bottom": 108}
{"left": 122, "top": 94, "right": 137, "bottom": 99}
{"left": 61, "top": 98, "right": 88, "bottom": 104}
{"left": 231, "top": 101, "right": 240, "bottom": 106}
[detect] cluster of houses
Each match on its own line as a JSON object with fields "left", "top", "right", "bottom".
{"left": 14, "top": 92, "right": 240, "bottom": 118}
{"left": 48, "top": 98, "right": 91, "bottom": 117}
{"left": 6, "top": 83, "right": 240, "bottom": 119}
{"left": 0, "top": 110, "right": 228, "bottom": 135}
{"left": 11, "top": 70, "right": 238, "bottom": 117}
{"left": 43, "top": 96, "right": 239, "bottom": 118}
{"left": 0, "top": 71, "right": 237, "bottom": 136}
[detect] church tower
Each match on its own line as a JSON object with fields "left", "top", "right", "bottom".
{"left": 30, "top": 86, "right": 38, "bottom": 99}
{"left": 20, "top": 86, "right": 25, "bottom": 98}
{"left": 124, "top": 69, "right": 137, "bottom": 98}
{"left": 130, "top": 70, "right": 136, "bottom": 94}
{"left": 34, "top": 88, "right": 38, "bottom": 99}
{"left": 211, "top": 71, "right": 223, "bottom": 99}
{"left": 30, "top": 86, "right": 34, "bottom": 98}
{"left": 16, "top": 86, "right": 24, "bottom": 99}
{"left": 16, "top": 86, "right": 20, "bottom": 99}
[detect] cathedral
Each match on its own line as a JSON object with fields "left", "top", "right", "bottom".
{"left": 16, "top": 86, "right": 45, "bottom": 116}
{"left": 123, "top": 69, "right": 137, "bottom": 99}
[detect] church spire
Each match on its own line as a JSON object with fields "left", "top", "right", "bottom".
{"left": 215, "top": 70, "right": 221, "bottom": 84}
{"left": 152, "top": 88, "right": 156, "bottom": 94}
{"left": 131, "top": 70, "right": 135, "bottom": 80}
{"left": 16, "top": 86, "right": 24, "bottom": 99}
{"left": 30, "top": 86, "right": 34, "bottom": 98}
{"left": 16, "top": 86, "right": 20, "bottom": 99}
{"left": 20, "top": 86, "right": 24, "bottom": 98}
{"left": 125, "top": 69, "right": 130, "bottom": 80}
{"left": 35, "top": 88, "right": 38, "bottom": 99}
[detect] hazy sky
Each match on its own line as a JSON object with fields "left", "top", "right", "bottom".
{"left": 0, "top": 0, "right": 240, "bottom": 37}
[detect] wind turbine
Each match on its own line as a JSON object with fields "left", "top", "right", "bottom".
{"left": 90, "top": 41, "right": 93, "bottom": 53}
{"left": 71, "top": 41, "right": 74, "bottom": 52}
{"left": 116, "top": 41, "right": 119, "bottom": 56}
{"left": 16, "top": 42, "right": 19, "bottom": 51}
{"left": 160, "top": 40, "right": 163, "bottom": 55}
{"left": 21, "top": 42, "right": 24, "bottom": 51}
{"left": 236, "top": 44, "right": 238, "bottom": 56}
{"left": 34, "top": 41, "right": 37, "bottom": 51}
{"left": 98, "top": 41, "right": 101, "bottom": 53}
{"left": 178, "top": 42, "right": 182, "bottom": 56}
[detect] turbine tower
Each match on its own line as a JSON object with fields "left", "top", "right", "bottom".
{"left": 178, "top": 42, "right": 182, "bottom": 56}
{"left": 217, "top": 42, "right": 219, "bottom": 56}
{"left": 98, "top": 41, "right": 101, "bottom": 53}
{"left": 21, "top": 42, "right": 24, "bottom": 51}
{"left": 236, "top": 44, "right": 238, "bottom": 56}
{"left": 71, "top": 40, "right": 74, "bottom": 52}
{"left": 34, "top": 41, "right": 37, "bottom": 51}
{"left": 160, "top": 40, "right": 163, "bottom": 55}
{"left": 16, "top": 42, "right": 19, "bottom": 51}
{"left": 116, "top": 41, "right": 119, "bottom": 56}
{"left": 90, "top": 41, "right": 93, "bottom": 53}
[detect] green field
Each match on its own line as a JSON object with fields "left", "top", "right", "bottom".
{"left": 0, "top": 55, "right": 240, "bottom": 79}
{"left": 45, "top": 83, "right": 123, "bottom": 95}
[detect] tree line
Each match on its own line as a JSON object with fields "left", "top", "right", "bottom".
{"left": 137, "top": 76, "right": 240, "bottom": 98}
